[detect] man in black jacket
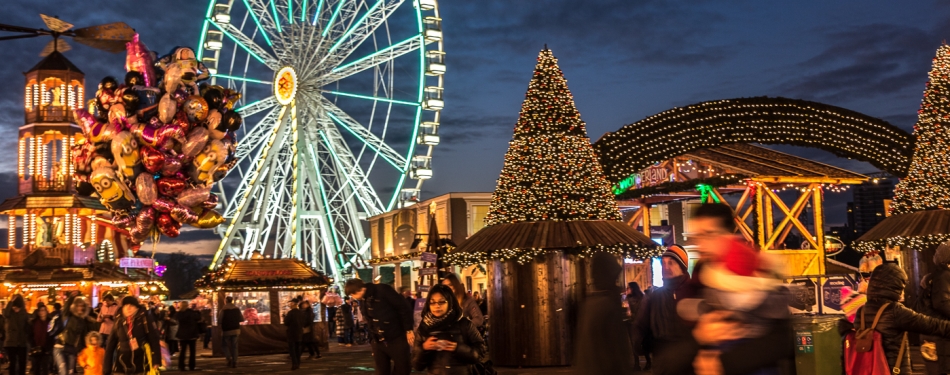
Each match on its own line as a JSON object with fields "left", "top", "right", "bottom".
{"left": 284, "top": 299, "right": 304, "bottom": 370}
{"left": 176, "top": 301, "right": 202, "bottom": 371}
{"left": 345, "top": 279, "right": 414, "bottom": 375}
{"left": 219, "top": 296, "right": 245, "bottom": 368}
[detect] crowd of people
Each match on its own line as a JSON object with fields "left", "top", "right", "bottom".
{"left": 0, "top": 293, "right": 230, "bottom": 375}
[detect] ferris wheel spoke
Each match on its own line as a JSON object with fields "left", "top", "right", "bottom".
{"left": 235, "top": 105, "right": 282, "bottom": 161}
{"left": 320, "top": 0, "right": 403, "bottom": 70}
{"left": 321, "top": 35, "right": 421, "bottom": 84}
{"left": 240, "top": 0, "right": 275, "bottom": 47}
{"left": 246, "top": 0, "right": 291, "bottom": 57}
{"left": 322, "top": 90, "right": 418, "bottom": 107}
{"left": 210, "top": 20, "right": 281, "bottom": 70}
{"left": 318, "top": 97, "right": 406, "bottom": 170}
{"left": 236, "top": 96, "right": 279, "bottom": 116}
{"left": 213, "top": 74, "right": 272, "bottom": 85}
{"left": 316, "top": 121, "right": 385, "bottom": 215}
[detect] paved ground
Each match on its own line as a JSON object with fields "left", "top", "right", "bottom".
{"left": 149, "top": 342, "right": 935, "bottom": 374}
{"left": 167, "top": 344, "right": 591, "bottom": 374}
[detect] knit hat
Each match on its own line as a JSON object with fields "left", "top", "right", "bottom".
{"left": 121, "top": 296, "right": 140, "bottom": 308}
{"left": 662, "top": 245, "right": 689, "bottom": 274}
{"left": 935, "top": 241, "right": 950, "bottom": 266}
{"left": 700, "top": 238, "right": 780, "bottom": 293}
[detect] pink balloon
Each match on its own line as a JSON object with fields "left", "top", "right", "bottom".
{"left": 177, "top": 185, "right": 211, "bottom": 208}
{"left": 152, "top": 197, "right": 176, "bottom": 213}
{"left": 76, "top": 110, "right": 119, "bottom": 144}
{"left": 112, "top": 214, "right": 133, "bottom": 229}
{"left": 135, "top": 173, "right": 157, "bottom": 206}
{"left": 170, "top": 205, "right": 198, "bottom": 224}
{"left": 181, "top": 127, "right": 209, "bottom": 157}
{"left": 125, "top": 34, "right": 157, "bottom": 87}
{"left": 162, "top": 154, "right": 182, "bottom": 176}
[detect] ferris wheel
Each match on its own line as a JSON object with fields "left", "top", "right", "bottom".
{"left": 196, "top": 0, "right": 444, "bottom": 280}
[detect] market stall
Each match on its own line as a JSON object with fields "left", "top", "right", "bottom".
{"left": 196, "top": 258, "right": 330, "bottom": 356}
{"left": 0, "top": 256, "right": 166, "bottom": 310}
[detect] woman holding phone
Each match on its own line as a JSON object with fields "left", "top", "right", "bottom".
{"left": 411, "top": 284, "right": 487, "bottom": 375}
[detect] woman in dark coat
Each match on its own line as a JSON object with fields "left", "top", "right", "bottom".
{"left": 840, "top": 263, "right": 950, "bottom": 374}
{"left": 299, "top": 300, "right": 321, "bottom": 359}
{"left": 441, "top": 273, "right": 484, "bottom": 328}
{"left": 28, "top": 306, "right": 53, "bottom": 375}
{"left": 104, "top": 297, "right": 161, "bottom": 375}
{"left": 412, "top": 284, "right": 487, "bottom": 375}
{"left": 163, "top": 306, "right": 178, "bottom": 356}
{"left": 625, "top": 281, "right": 647, "bottom": 371}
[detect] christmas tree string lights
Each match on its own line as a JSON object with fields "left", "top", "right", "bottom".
{"left": 855, "top": 44, "right": 950, "bottom": 252}
{"left": 444, "top": 48, "right": 660, "bottom": 266}
{"left": 484, "top": 48, "right": 622, "bottom": 225}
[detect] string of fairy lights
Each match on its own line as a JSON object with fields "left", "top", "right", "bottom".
{"left": 593, "top": 97, "right": 914, "bottom": 184}
{"left": 444, "top": 48, "right": 660, "bottom": 266}
{"left": 890, "top": 45, "right": 950, "bottom": 216}
{"left": 484, "top": 48, "right": 621, "bottom": 227}
{"left": 855, "top": 45, "right": 950, "bottom": 252}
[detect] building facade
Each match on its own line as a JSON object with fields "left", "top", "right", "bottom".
{"left": 368, "top": 192, "right": 492, "bottom": 294}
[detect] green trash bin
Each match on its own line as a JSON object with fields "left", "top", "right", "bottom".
{"left": 792, "top": 315, "right": 843, "bottom": 375}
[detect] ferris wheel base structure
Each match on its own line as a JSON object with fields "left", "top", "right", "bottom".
{"left": 198, "top": 0, "right": 445, "bottom": 283}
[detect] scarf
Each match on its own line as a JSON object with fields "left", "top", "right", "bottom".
{"left": 419, "top": 301, "right": 461, "bottom": 336}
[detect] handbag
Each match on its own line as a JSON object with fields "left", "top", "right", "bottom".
{"left": 470, "top": 360, "right": 497, "bottom": 375}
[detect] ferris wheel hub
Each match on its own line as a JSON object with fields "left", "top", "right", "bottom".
{"left": 274, "top": 66, "right": 297, "bottom": 106}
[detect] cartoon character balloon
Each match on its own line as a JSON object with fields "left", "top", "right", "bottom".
{"left": 110, "top": 131, "right": 140, "bottom": 179}
{"left": 90, "top": 167, "right": 135, "bottom": 211}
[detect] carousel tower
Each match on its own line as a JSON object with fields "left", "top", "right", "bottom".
{"left": 0, "top": 51, "right": 112, "bottom": 264}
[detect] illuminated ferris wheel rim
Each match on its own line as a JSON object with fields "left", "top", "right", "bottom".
{"left": 195, "top": 0, "right": 444, "bottom": 276}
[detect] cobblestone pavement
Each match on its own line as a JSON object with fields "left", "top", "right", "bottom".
{"left": 162, "top": 344, "right": 602, "bottom": 374}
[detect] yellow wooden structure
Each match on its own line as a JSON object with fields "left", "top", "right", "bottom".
{"left": 619, "top": 143, "right": 866, "bottom": 277}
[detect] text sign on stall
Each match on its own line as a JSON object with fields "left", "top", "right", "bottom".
{"left": 419, "top": 267, "right": 438, "bottom": 276}
{"left": 245, "top": 270, "right": 294, "bottom": 277}
{"left": 119, "top": 258, "right": 154, "bottom": 269}
{"left": 420, "top": 252, "right": 438, "bottom": 263}
{"left": 822, "top": 276, "right": 857, "bottom": 314}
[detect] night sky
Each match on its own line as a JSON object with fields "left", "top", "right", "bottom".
{"left": 2, "top": 1, "right": 949, "bottom": 255}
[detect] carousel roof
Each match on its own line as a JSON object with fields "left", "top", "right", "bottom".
{"left": 0, "top": 262, "right": 133, "bottom": 283}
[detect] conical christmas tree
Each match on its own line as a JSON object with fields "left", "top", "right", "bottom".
{"left": 890, "top": 44, "right": 950, "bottom": 215}
{"left": 856, "top": 44, "right": 950, "bottom": 252}
{"left": 484, "top": 48, "right": 622, "bottom": 226}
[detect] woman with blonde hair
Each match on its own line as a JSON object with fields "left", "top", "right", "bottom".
{"left": 441, "top": 273, "right": 484, "bottom": 327}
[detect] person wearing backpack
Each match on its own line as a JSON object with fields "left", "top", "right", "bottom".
{"left": 840, "top": 262, "right": 950, "bottom": 374}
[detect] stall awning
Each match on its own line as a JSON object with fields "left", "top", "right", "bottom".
{"left": 0, "top": 195, "right": 108, "bottom": 216}
{"left": 199, "top": 259, "right": 330, "bottom": 290}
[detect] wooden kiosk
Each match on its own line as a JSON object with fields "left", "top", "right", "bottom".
{"left": 197, "top": 258, "right": 331, "bottom": 356}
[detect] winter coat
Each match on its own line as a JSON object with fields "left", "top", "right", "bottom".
{"left": 284, "top": 308, "right": 304, "bottom": 342}
{"left": 634, "top": 275, "right": 698, "bottom": 375}
{"left": 3, "top": 296, "right": 29, "bottom": 348}
{"left": 49, "top": 295, "right": 97, "bottom": 351}
{"left": 359, "top": 284, "right": 414, "bottom": 341}
{"left": 219, "top": 303, "right": 244, "bottom": 336}
{"left": 459, "top": 296, "right": 484, "bottom": 328}
{"left": 573, "top": 290, "right": 636, "bottom": 374}
{"left": 78, "top": 346, "right": 105, "bottom": 375}
{"left": 342, "top": 303, "right": 355, "bottom": 328}
{"left": 412, "top": 317, "right": 486, "bottom": 375}
{"left": 163, "top": 312, "right": 179, "bottom": 342}
{"left": 28, "top": 316, "right": 52, "bottom": 351}
{"left": 175, "top": 308, "right": 202, "bottom": 341}
{"left": 103, "top": 311, "right": 162, "bottom": 375}
{"left": 302, "top": 307, "right": 316, "bottom": 342}
{"left": 97, "top": 303, "right": 119, "bottom": 335}
{"left": 922, "top": 264, "right": 950, "bottom": 373}
{"left": 839, "top": 263, "right": 950, "bottom": 374}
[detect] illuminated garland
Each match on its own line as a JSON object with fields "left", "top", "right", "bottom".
{"left": 890, "top": 45, "right": 950, "bottom": 216}
{"left": 594, "top": 97, "right": 913, "bottom": 182}
{"left": 369, "top": 251, "right": 424, "bottom": 264}
{"left": 484, "top": 48, "right": 622, "bottom": 226}
{"left": 854, "top": 234, "right": 950, "bottom": 253}
{"left": 442, "top": 243, "right": 664, "bottom": 267}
